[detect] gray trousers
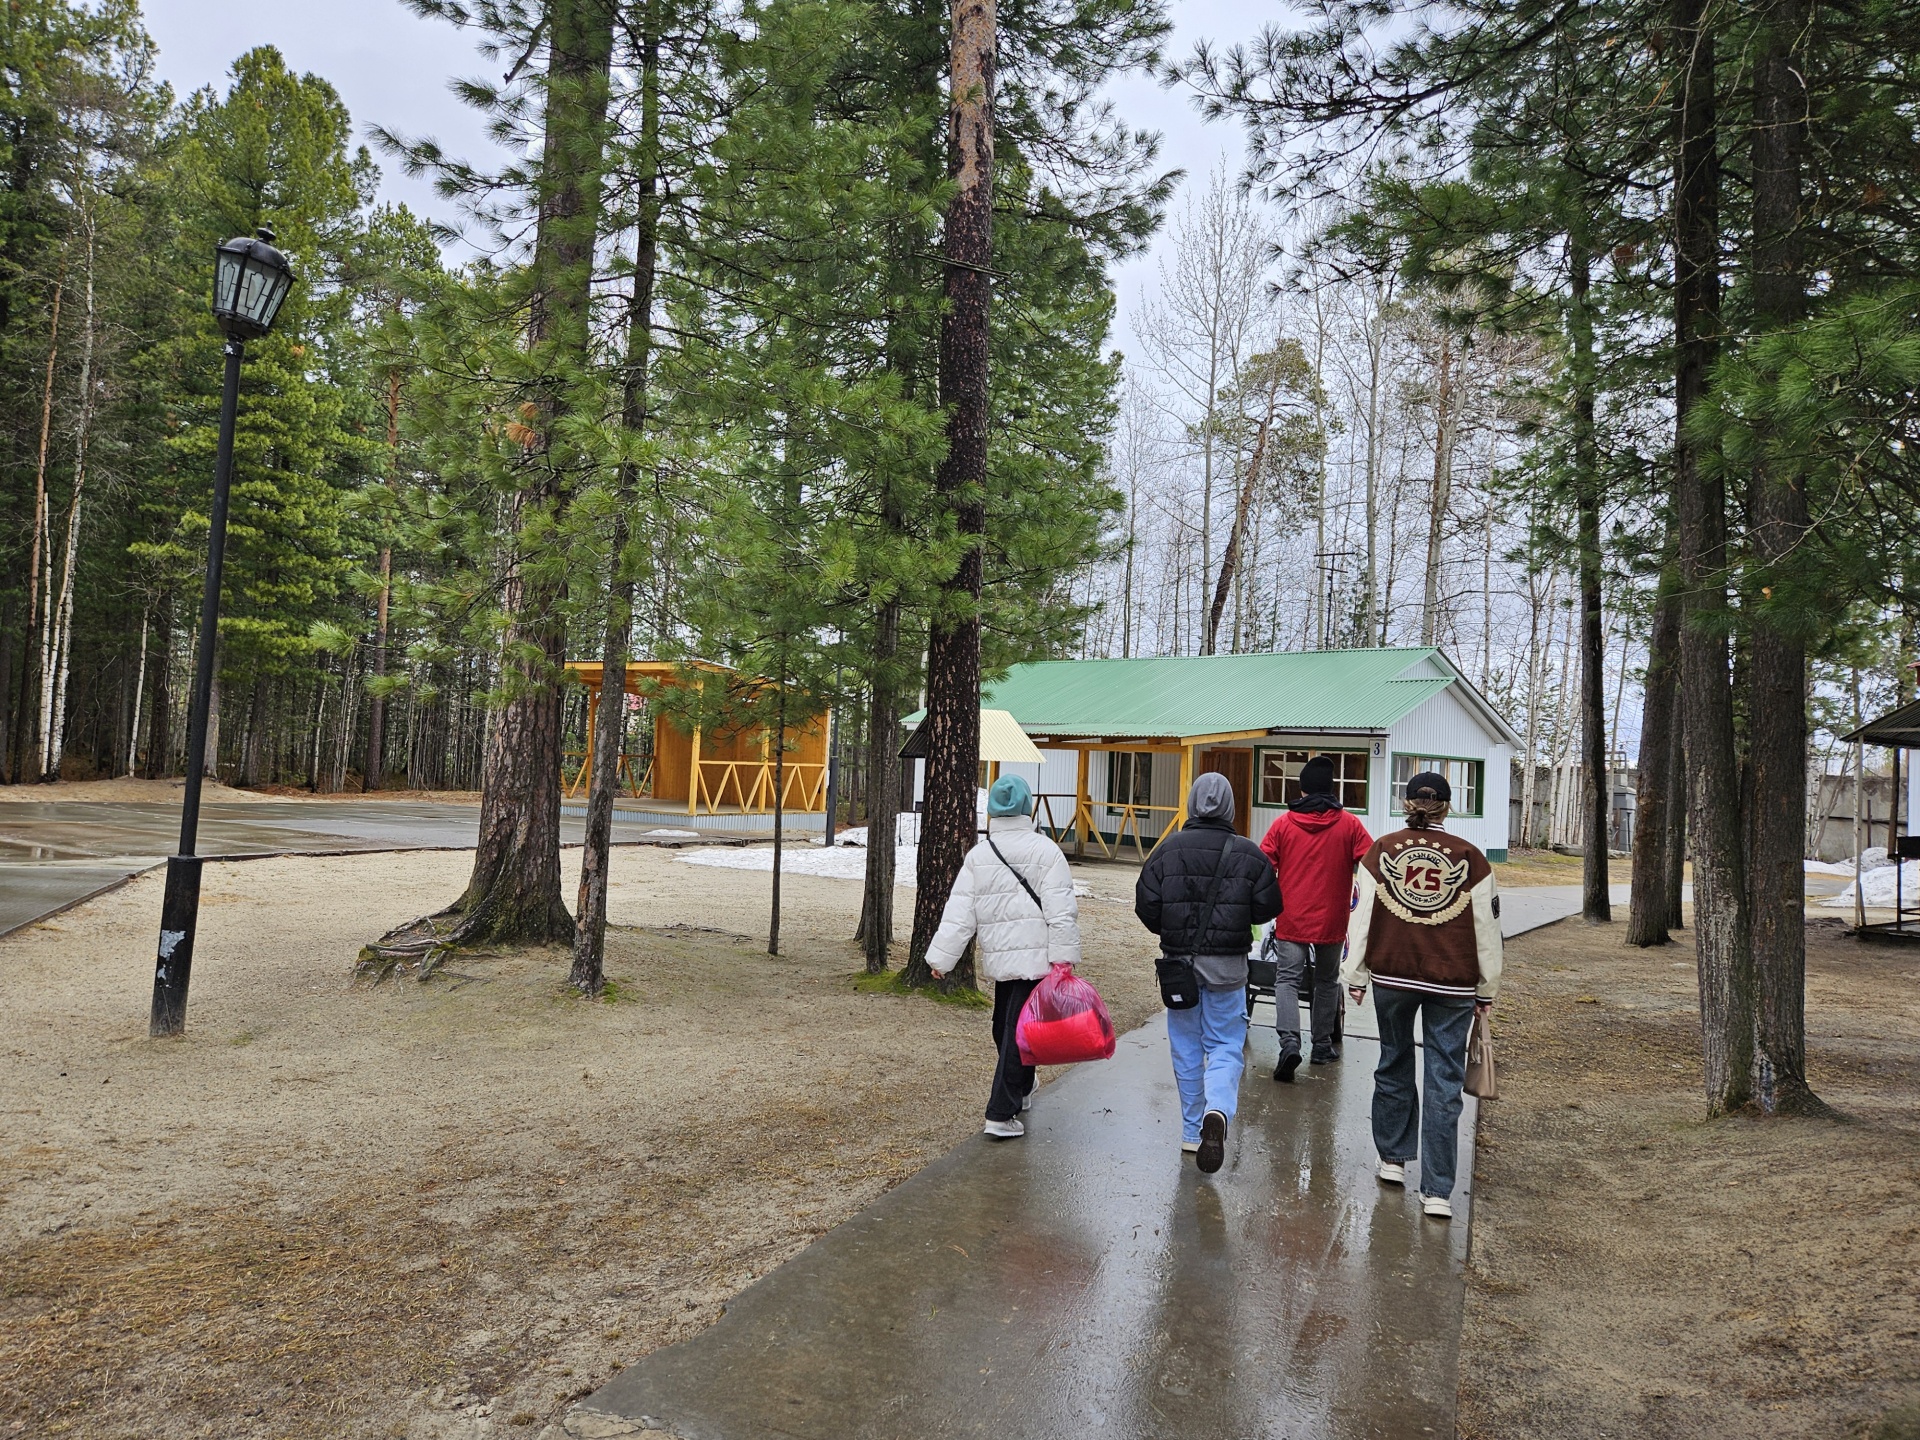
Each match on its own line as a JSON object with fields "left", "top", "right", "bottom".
{"left": 1271, "top": 939, "right": 1344, "bottom": 1057}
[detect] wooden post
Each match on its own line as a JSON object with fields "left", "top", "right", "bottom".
{"left": 578, "top": 688, "right": 597, "bottom": 798}
{"left": 1075, "top": 747, "right": 1090, "bottom": 858}
{"left": 1896, "top": 745, "right": 1905, "bottom": 931}
{"left": 687, "top": 726, "right": 702, "bottom": 815}
{"left": 1177, "top": 745, "right": 1194, "bottom": 826}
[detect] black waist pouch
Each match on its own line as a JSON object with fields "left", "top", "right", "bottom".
{"left": 1156, "top": 955, "right": 1200, "bottom": 1010}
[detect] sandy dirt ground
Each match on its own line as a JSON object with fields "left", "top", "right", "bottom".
{"left": 1491, "top": 848, "right": 1634, "bottom": 887}
{"left": 5, "top": 779, "right": 483, "bottom": 806}
{"left": 0, "top": 845, "right": 1161, "bottom": 1439}
{"left": 1459, "top": 914, "right": 1920, "bottom": 1439}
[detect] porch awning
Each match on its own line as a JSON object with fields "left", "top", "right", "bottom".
{"left": 1840, "top": 698, "right": 1920, "bottom": 748}
{"left": 898, "top": 708, "right": 1044, "bottom": 763}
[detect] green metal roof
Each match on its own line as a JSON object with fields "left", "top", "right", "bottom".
{"left": 900, "top": 648, "right": 1520, "bottom": 745}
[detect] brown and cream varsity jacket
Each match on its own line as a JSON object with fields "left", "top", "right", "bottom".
{"left": 1341, "top": 825, "right": 1503, "bottom": 1002}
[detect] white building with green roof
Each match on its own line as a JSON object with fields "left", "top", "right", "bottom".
{"left": 907, "top": 647, "right": 1523, "bottom": 861}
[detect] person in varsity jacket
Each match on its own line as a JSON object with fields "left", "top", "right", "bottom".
{"left": 1341, "top": 769, "right": 1502, "bottom": 1221}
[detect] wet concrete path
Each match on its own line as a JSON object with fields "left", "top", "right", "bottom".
{"left": 581, "top": 1018, "right": 1474, "bottom": 1440}
{"left": 577, "top": 897, "right": 1587, "bottom": 1440}
{"left": 0, "top": 800, "right": 694, "bottom": 937}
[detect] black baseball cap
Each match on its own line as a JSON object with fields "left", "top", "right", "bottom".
{"left": 1404, "top": 770, "right": 1451, "bottom": 803}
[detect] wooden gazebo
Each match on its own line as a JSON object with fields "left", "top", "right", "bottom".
{"left": 1840, "top": 698, "right": 1920, "bottom": 942}
{"left": 564, "top": 660, "right": 829, "bottom": 817}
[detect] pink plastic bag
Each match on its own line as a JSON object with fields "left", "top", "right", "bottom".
{"left": 1016, "top": 962, "right": 1117, "bottom": 1066}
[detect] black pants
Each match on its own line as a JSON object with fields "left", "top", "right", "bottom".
{"left": 1272, "top": 939, "right": 1346, "bottom": 1058}
{"left": 987, "top": 977, "right": 1041, "bottom": 1121}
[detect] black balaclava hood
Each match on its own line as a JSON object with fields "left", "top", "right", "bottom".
{"left": 1289, "top": 755, "right": 1343, "bottom": 814}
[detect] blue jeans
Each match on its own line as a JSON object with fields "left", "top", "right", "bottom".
{"left": 1370, "top": 986, "right": 1476, "bottom": 1198}
{"left": 1167, "top": 985, "right": 1249, "bottom": 1142}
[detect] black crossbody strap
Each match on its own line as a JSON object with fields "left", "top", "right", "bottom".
{"left": 1194, "top": 831, "right": 1237, "bottom": 947}
{"left": 985, "top": 833, "right": 1046, "bottom": 915}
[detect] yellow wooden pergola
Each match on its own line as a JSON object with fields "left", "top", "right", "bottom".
{"left": 564, "top": 659, "right": 829, "bottom": 816}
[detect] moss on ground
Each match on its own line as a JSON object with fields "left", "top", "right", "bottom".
{"left": 852, "top": 969, "right": 991, "bottom": 1009}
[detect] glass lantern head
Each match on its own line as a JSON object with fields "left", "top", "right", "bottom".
{"left": 211, "top": 228, "right": 295, "bottom": 340}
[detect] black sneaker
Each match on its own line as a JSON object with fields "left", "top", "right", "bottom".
{"left": 1196, "top": 1110, "right": 1228, "bottom": 1174}
{"left": 1274, "top": 1051, "right": 1302, "bottom": 1083}
{"left": 1311, "top": 1048, "right": 1339, "bottom": 1064}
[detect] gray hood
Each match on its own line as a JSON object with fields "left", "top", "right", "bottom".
{"left": 1187, "top": 771, "right": 1235, "bottom": 827}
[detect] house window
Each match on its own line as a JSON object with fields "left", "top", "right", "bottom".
{"left": 1106, "top": 751, "right": 1153, "bottom": 809}
{"left": 1256, "top": 748, "right": 1370, "bottom": 812}
{"left": 1391, "top": 754, "right": 1484, "bottom": 817}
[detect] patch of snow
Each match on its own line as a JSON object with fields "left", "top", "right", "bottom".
{"left": 680, "top": 839, "right": 1096, "bottom": 899}
{"left": 681, "top": 843, "right": 920, "bottom": 883}
{"left": 1805, "top": 847, "right": 1899, "bottom": 879}
{"left": 642, "top": 828, "right": 703, "bottom": 839}
{"left": 1804, "top": 858, "right": 1860, "bottom": 876}
{"left": 811, "top": 813, "right": 919, "bottom": 848}
{"left": 1822, "top": 858, "right": 1920, "bottom": 909}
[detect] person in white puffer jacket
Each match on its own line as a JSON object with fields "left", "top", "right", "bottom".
{"left": 927, "top": 774, "right": 1083, "bottom": 1139}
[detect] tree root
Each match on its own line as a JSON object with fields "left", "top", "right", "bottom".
{"left": 354, "top": 910, "right": 471, "bottom": 985}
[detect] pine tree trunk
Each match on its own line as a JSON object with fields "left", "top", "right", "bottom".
{"left": 573, "top": 12, "right": 658, "bottom": 993}
{"left": 1519, "top": 576, "right": 1545, "bottom": 848}
{"left": 1744, "top": 0, "right": 1821, "bottom": 1115}
{"left": 1674, "top": 710, "right": 1689, "bottom": 936}
{"left": 1627, "top": 566, "right": 1680, "bottom": 945}
{"left": 438, "top": 0, "right": 615, "bottom": 950}
{"left": 205, "top": 671, "right": 222, "bottom": 780}
{"left": 1548, "top": 599, "right": 1577, "bottom": 845}
{"left": 239, "top": 675, "right": 266, "bottom": 787}
{"left": 770, "top": 686, "right": 787, "bottom": 957}
{"left": 143, "top": 597, "right": 171, "bottom": 779}
{"left": 365, "top": 546, "right": 390, "bottom": 790}
{"left": 860, "top": 604, "right": 901, "bottom": 973}
{"left": 906, "top": 0, "right": 995, "bottom": 991}
{"left": 1673, "top": 0, "right": 1754, "bottom": 1114}
{"left": 1569, "top": 236, "right": 1611, "bottom": 920}
{"left": 0, "top": 598, "right": 12, "bottom": 784}
{"left": 570, "top": 519, "right": 632, "bottom": 994}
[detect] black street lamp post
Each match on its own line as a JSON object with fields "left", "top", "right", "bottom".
{"left": 150, "top": 228, "right": 294, "bottom": 1038}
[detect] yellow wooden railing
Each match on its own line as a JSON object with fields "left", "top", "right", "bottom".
{"left": 690, "top": 759, "right": 827, "bottom": 815}
{"left": 563, "top": 751, "right": 653, "bottom": 800}
{"left": 1034, "top": 792, "right": 1182, "bottom": 860}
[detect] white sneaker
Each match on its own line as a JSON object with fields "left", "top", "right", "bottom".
{"left": 1422, "top": 1193, "right": 1453, "bottom": 1219}
{"left": 1180, "top": 1140, "right": 1201, "bottom": 1155}
{"left": 983, "top": 1117, "right": 1025, "bottom": 1139}
{"left": 1021, "top": 1094, "right": 1032, "bottom": 1113}
{"left": 1377, "top": 1161, "right": 1407, "bottom": 1187}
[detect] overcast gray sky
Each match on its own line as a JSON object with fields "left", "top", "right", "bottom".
{"left": 138, "top": 0, "right": 1262, "bottom": 358}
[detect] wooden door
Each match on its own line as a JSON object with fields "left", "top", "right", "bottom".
{"left": 1200, "top": 748, "right": 1252, "bottom": 836}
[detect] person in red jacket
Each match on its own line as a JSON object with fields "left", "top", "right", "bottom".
{"left": 1257, "top": 754, "right": 1372, "bottom": 1081}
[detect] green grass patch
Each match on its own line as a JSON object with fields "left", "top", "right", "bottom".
{"left": 852, "top": 969, "right": 991, "bottom": 1009}
{"left": 555, "top": 976, "right": 639, "bottom": 1004}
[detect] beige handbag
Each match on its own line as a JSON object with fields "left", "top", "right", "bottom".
{"left": 1464, "top": 1009, "right": 1498, "bottom": 1100}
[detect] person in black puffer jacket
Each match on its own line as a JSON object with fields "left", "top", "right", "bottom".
{"left": 1136, "top": 771, "right": 1282, "bottom": 1173}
